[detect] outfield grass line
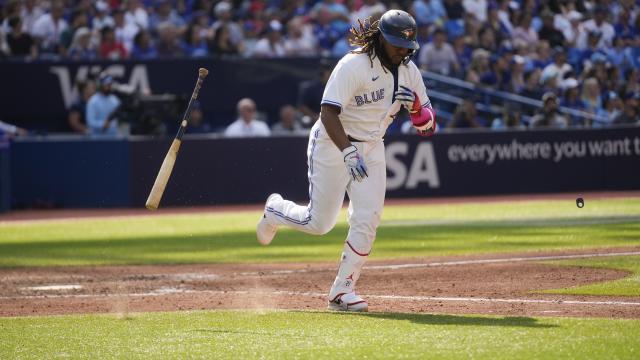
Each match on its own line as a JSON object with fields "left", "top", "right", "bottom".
{"left": 3, "top": 289, "right": 640, "bottom": 307}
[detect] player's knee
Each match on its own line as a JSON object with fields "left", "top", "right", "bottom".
{"left": 307, "top": 218, "right": 335, "bottom": 235}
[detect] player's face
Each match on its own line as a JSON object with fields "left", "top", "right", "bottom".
{"left": 381, "top": 36, "right": 410, "bottom": 65}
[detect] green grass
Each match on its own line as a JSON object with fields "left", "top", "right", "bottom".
{"left": 0, "top": 198, "right": 639, "bottom": 267}
{"left": 541, "top": 256, "right": 640, "bottom": 296}
{"left": 1, "top": 310, "right": 638, "bottom": 359}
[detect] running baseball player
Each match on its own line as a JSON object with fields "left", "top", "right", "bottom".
{"left": 257, "top": 9, "right": 436, "bottom": 312}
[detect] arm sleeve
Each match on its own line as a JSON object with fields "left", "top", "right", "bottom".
{"left": 321, "top": 59, "right": 358, "bottom": 112}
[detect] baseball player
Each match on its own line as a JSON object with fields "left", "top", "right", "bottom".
{"left": 257, "top": 10, "right": 436, "bottom": 312}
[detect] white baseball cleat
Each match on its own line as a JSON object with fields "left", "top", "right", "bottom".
{"left": 256, "top": 193, "right": 282, "bottom": 246}
{"left": 327, "top": 292, "right": 368, "bottom": 312}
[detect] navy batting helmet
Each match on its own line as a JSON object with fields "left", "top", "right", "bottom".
{"left": 379, "top": 10, "right": 419, "bottom": 50}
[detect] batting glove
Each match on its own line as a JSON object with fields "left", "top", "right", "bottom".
{"left": 394, "top": 85, "right": 419, "bottom": 114}
{"left": 395, "top": 85, "right": 436, "bottom": 137}
{"left": 342, "top": 145, "right": 368, "bottom": 182}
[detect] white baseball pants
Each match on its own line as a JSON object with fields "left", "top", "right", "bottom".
{"left": 265, "top": 121, "right": 386, "bottom": 298}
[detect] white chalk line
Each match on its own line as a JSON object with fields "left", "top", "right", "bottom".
{"left": 238, "top": 250, "right": 640, "bottom": 276}
{"left": 1, "top": 289, "right": 640, "bottom": 307}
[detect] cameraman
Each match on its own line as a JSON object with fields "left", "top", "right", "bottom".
{"left": 86, "top": 74, "right": 122, "bottom": 136}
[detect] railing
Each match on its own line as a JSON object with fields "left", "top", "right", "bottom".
{"left": 422, "top": 71, "right": 609, "bottom": 126}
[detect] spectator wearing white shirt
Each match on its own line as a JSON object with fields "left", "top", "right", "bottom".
{"left": 31, "top": 0, "right": 68, "bottom": 55}
{"left": 577, "top": 5, "right": 615, "bottom": 49}
{"left": 284, "top": 16, "right": 318, "bottom": 57}
{"left": 113, "top": 8, "right": 139, "bottom": 52}
{"left": 463, "top": 0, "right": 487, "bottom": 23}
{"left": 224, "top": 98, "right": 271, "bottom": 137}
{"left": 125, "top": 0, "right": 149, "bottom": 30}
{"left": 253, "top": 20, "right": 286, "bottom": 58}
{"left": 92, "top": 1, "right": 115, "bottom": 31}
{"left": 20, "top": 0, "right": 45, "bottom": 34}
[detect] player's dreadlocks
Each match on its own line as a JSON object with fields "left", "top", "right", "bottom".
{"left": 349, "top": 17, "right": 385, "bottom": 70}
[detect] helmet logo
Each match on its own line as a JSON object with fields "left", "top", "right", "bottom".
{"left": 401, "top": 29, "right": 415, "bottom": 40}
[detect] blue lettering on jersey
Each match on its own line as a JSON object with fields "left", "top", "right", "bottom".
{"left": 354, "top": 88, "right": 384, "bottom": 106}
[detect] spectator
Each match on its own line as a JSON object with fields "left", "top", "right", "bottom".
{"left": 480, "top": 54, "right": 511, "bottom": 90}
{"left": 210, "top": 1, "right": 244, "bottom": 53}
{"left": 466, "top": 48, "right": 490, "bottom": 85}
{"left": 209, "top": 22, "right": 241, "bottom": 57}
{"left": 59, "top": 8, "right": 89, "bottom": 52}
{"left": 67, "top": 27, "right": 97, "bottom": 60}
{"left": 491, "top": 104, "right": 525, "bottom": 130}
{"left": 6, "top": 16, "right": 37, "bottom": 59}
{"left": 530, "top": 92, "right": 568, "bottom": 128}
{"left": 99, "top": 26, "right": 128, "bottom": 60}
{"left": 512, "top": 12, "right": 538, "bottom": 48}
{"left": 613, "top": 93, "right": 639, "bottom": 125}
{"left": 156, "top": 22, "right": 185, "bottom": 57}
{"left": 271, "top": 105, "right": 306, "bottom": 136}
{"left": 595, "top": 92, "right": 624, "bottom": 127}
{"left": 253, "top": 20, "right": 286, "bottom": 58}
{"left": 149, "top": 0, "right": 186, "bottom": 36}
{"left": 510, "top": 55, "right": 526, "bottom": 93}
{"left": 67, "top": 79, "right": 96, "bottom": 134}
{"left": 452, "top": 34, "right": 472, "bottom": 74}
{"left": 298, "top": 58, "right": 333, "bottom": 127}
{"left": 560, "top": 77, "right": 585, "bottom": 125}
{"left": 448, "top": 98, "right": 483, "bottom": 128}
{"left": 581, "top": 77, "right": 603, "bottom": 117}
{"left": 538, "top": 10, "right": 565, "bottom": 48}
{"left": 20, "top": 0, "right": 45, "bottom": 35}
{"left": 86, "top": 74, "right": 121, "bottom": 136}
{"left": 186, "top": 100, "right": 212, "bottom": 133}
{"left": 542, "top": 47, "right": 573, "bottom": 86}
{"left": 531, "top": 40, "right": 552, "bottom": 69}
{"left": 224, "top": 98, "right": 270, "bottom": 137}
{"left": 125, "top": 0, "right": 149, "bottom": 30}
{"left": 284, "top": 16, "right": 317, "bottom": 57}
{"left": 558, "top": 10, "right": 583, "bottom": 47}
{"left": 92, "top": 1, "right": 115, "bottom": 31}
{"left": 606, "top": 36, "right": 630, "bottom": 70}
{"left": 130, "top": 30, "right": 157, "bottom": 59}
{"left": 182, "top": 22, "right": 208, "bottom": 57}
{"left": 463, "top": 0, "right": 488, "bottom": 23}
{"left": 521, "top": 68, "right": 544, "bottom": 100}
{"left": 577, "top": 5, "right": 615, "bottom": 50}
{"left": 477, "top": 25, "right": 498, "bottom": 53}
{"left": 113, "top": 8, "right": 139, "bottom": 52}
{"left": 31, "top": 0, "right": 68, "bottom": 56}
{"left": 418, "top": 28, "right": 459, "bottom": 76}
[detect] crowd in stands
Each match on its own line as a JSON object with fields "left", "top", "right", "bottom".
{"left": 0, "top": 0, "right": 638, "bottom": 135}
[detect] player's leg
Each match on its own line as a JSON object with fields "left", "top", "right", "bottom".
{"left": 257, "top": 125, "right": 349, "bottom": 245}
{"left": 328, "top": 141, "right": 386, "bottom": 311}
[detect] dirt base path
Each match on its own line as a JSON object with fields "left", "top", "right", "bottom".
{"left": 2, "top": 247, "right": 639, "bottom": 319}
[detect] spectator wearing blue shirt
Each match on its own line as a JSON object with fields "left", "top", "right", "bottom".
{"left": 86, "top": 75, "right": 121, "bottom": 136}
{"left": 130, "top": 30, "right": 158, "bottom": 59}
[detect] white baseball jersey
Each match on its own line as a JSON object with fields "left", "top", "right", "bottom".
{"left": 321, "top": 50, "right": 431, "bottom": 141}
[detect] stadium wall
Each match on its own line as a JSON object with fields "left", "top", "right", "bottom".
{"left": 8, "top": 127, "right": 640, "bottom": 209}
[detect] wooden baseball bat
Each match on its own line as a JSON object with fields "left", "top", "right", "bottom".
{"left": 145, "top": 68, "right": 209, "bottom": 210}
